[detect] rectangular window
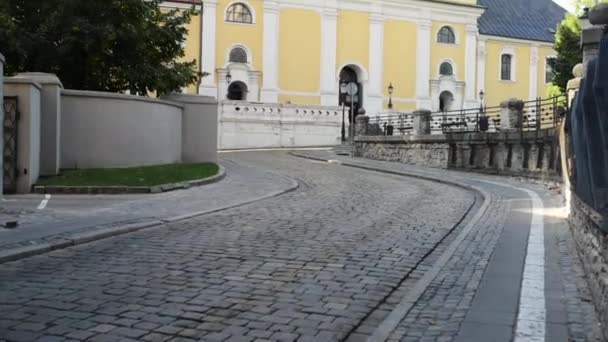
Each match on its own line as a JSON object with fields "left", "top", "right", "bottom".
{"left": 545, "top": 58, "right": 556, "bottom": 84}
{"left": 501, "top": 54, "right": 512, "bottom": 81}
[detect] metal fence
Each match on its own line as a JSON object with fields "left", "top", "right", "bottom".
{"left": 367, "top": 96, "right": 568, "bottom": 136}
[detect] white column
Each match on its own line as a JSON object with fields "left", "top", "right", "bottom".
{"left": 416, "top": 19, "right": 432, "bottom": 109}
{"left": 260, "top": 0, "right": 280, "bottom": 103}
{"left": 529, "top": 45, "right": 539, "bottom": 101}
{"left": 320, "top": 7, "right": 339, "bottom": 106}
{"left": 476, "top": 39, "right": 486, "bottom": 102}
{"left": 367, "top": 13, "right": 384, "bottom": 115}
{"left": 464, "top": 24, "right": 479, "bottom": 108}
{"left": 199, "top": 0, "right": 218, "bottom": 98}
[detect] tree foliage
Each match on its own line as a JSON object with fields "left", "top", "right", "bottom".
{"left": 549, "top": 0, "right": 608, "bottom": 94}
{"left": 0, "top": 0, "right": 200, "bottom": 96}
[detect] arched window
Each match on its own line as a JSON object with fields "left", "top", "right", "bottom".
{"left": 439, "top": 62, "right": 453, "bottom": 76}
{"left": 226, "top": 3, "right": 253, "bottom": 24}
{"left": 229, "top": 47, "right": 248, "bottom": 63}
{"left": 437, "top": 26, "right": 456, "bottom": 44}
{"left": 501, "top": 54, "right": 513, "bottom": 81}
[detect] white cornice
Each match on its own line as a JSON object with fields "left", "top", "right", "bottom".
{"left": 480, "top": 34, "right": 554, "bottom": 47}
{"left": 160, "top": 1, "right": 202, "bottom": 9}
{"left": 273, "top": 0, "right": 484, "bottom": 23}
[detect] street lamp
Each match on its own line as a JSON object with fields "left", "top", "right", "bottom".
{"left": 226, "top": 70, "right": 232, "bottom": 84}
{"left": 478, "top": 90, "right": 489, "bottom": 132}
{"left": 340, "top": 82, "right": 348, "bottom": 142}
{"left": 388, "top": 83, "right": 394, "bottom": 110}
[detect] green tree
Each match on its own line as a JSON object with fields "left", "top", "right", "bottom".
{"left": 0, "top": 0, "right": 200, "bottom": 96}
{"left": 549, "top": 0, "right": 608, "bottom": 94}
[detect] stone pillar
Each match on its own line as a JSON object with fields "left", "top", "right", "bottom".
{"left": 260, "top": 0, "right": 280, "bottom": 103}
{"left": 412, "top": 109, "right": 431, "bottom": 135}
{"left": 0, "top": 53, "right": 4, "bottom": 195}
{"left": 355, "top": 114, "right": 370, "bottom": 136}
{"left": 567, "top": 63, "right": 584, "bottom": 106}
{"left": 199, "top": 0, "right": 218, "bottom": 97}
{"left": 11, "top": 73, "right": 62, "bottom": 176}
{"left": 582, "top": 4, "right": 608, "bottom": 73}
{"left": 4, "top": 78, "right": 42, "bottom": 194}
{"left": 500, "top": 99, "right": 524, "bottom": 131}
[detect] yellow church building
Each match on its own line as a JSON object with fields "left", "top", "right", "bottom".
{"left": 163, "top": 0, "right": 566, "bottom": 115}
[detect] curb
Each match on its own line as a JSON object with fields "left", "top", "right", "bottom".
{"left": 0, "top": 175, "right": 299, "bottom": 265}
{"left": 32, "top": 165, "right": 227, "bottom": 195}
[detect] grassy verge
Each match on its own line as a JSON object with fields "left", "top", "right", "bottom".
{"left": 38, "top": 163, "right": 220, "bottom": 187}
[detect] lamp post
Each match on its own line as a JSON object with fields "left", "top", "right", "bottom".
{"left": 478, "top": 90, "right": 489, "bottom": 132}
{"left": 340, "top": 82, "right": 347, "bottom": 142}
{"left": 388, "top": 83, "right": 394, "bottom": 110}
{"left": 226, "top": 70, "right": 232, "bottom": 84}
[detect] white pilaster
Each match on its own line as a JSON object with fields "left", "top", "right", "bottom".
{"left": 476, "top": 39, "right": 486, "bottom": 102}
{"left": 367, "top": 12, "right": 385, "bottom": 115}
{"left": 260, "top": 0, "right": 280, "bottom": 103}
{"left": 199, "top": 0, "right": 218, "bottom": 98}
{"left": 320, "top": 6, "right": 339, "bottom": 106}
{"left": 464, "top": 24, "right": 479, "bottom": 108}
{"left": 529, "top": 45, "right": 539, "bottom": 101}
{"left": 415, "top": 19, "right": 432, "bottom": 109}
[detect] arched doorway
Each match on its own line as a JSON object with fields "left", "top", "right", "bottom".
{"left": 338, "top": 66, "right": 362, "bottom": 120}
{"left": 227, "top": 81, "right": 248, "bottom": 100}
{"left": 439, "top": 91, "right": 454, "bottom": 112}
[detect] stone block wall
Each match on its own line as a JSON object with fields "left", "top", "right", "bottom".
{"left": 569, "top": 194, "right": 608, "bottom": 339}
{"left": 355, "top": 128, "right": 560, "bottom": 180}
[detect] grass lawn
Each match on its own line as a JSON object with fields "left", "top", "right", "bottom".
{"left": 38, "top": 163, "right": 220, "bottom": 187}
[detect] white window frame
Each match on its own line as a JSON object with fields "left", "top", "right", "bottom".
{"left": 545, "top": 55, "right": 557, "bottom": 84}
{"left": 225, "top": 44, "right": 253, "bottom": 66}
{"left": 438, "top": 59, "right": 457, "bottom": 78}
{"left": 224, "top": 1, "right": 256, "bottom": 25}
{"left": 435, "top": 25, "right": 459, "bottom": 45}
{"left": 499, "top": 46, "right": 517, "bottom": 82}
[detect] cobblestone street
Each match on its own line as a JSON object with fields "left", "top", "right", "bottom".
{"left": 0, "top": 152, "right": 601, "bottom": 342}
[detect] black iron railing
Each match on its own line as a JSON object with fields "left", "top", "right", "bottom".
{"left": 365, "top": 96, "right": 567, "bottom": 136}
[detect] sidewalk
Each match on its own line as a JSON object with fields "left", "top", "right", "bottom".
{"left": 0, "top": 158, "right": 298, "bottom": 260}
{"left": 292, "top": 150, "right": 602, "bottom": 342}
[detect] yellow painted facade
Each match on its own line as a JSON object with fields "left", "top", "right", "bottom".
{"left": 431, "top": 22, "right": 466, "bottom": 81}
{"left": 383, "top": 20, "right": 417, "bottom": 110}
{"left": 337, "top": 11, "right": 370, "bottom": 72}
{"left": 278, "top": 8, "right": 321, "bottom": 104}
{"left": 215, "top": 0, "right": 264, "bottom": 74}
{"left": 162, "top": 0, "right": 559, "bottom": 113}
{"left": 484, "top": 39, "right": 530, "bottom": 108}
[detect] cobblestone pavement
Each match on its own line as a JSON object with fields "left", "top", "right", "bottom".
{"left": 0, "top": 152, "right": 477, "bottom": 342}
{"left": 0, "top": 151, "right": 602, "bottom": 342}
{"left": 295, "top": 150, "right": 602, "bottom": 342}
{"left": 0, "top": 159, "right": 296, "bottom": 250}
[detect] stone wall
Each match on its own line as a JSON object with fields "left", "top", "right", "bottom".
{"left": 355, "top": 128, "right": 560, "bottom": 179}
{"left": 569, "top": 194, "right": 608, "bottom": 339}
{"left": 0, "top": 53, "right": 4, "bottom": 195}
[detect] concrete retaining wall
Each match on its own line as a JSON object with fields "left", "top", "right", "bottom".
{"left": 355, "top": 129, "right": 560, "bottom": 179}
{"left": 61, "top": 90, "right": 183, "bottom": 169}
